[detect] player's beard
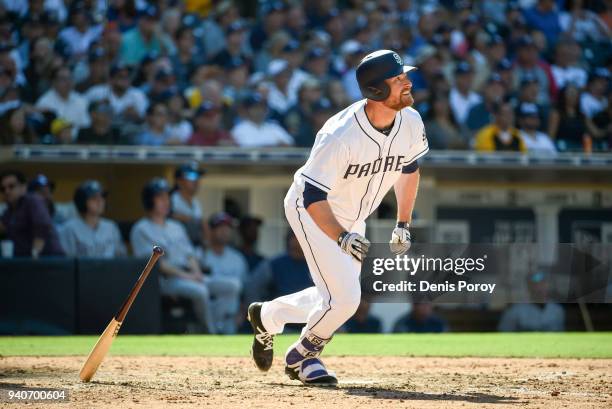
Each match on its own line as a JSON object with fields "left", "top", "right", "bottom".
{"left": 384, "top": 91, "right": 414, "bottom": 111}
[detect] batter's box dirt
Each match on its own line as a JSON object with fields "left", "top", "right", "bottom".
{"left": 0, "top": 356, "right": 610, "bottom": 408}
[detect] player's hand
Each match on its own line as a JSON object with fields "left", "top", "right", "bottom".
{"left": 389, "top": 222, "right": 411, "bottom": 255}
{"left": 338, "top": 231, "right": 370, "bottom": 262}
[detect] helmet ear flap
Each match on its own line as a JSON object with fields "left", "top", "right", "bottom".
{"left": 366, "top": 82, "right": 390, "bottom": 101}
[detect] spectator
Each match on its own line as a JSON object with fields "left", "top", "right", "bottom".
{"left": 28, "top": 173, "right": 75, "bottom": 225}
{"left": 0, "top": 105, "right": 36, "bottom": 145}
{"left": 135, "top": 102, "right": 170, "bottom": 146}
{"left": 310, "top": 98, "right": 335, "bottom": 135}
{"left": 523, "top": 0, "right": 563, "bottom": 47}
{"left": 424, "top": 93, "right": 467, "bottom": 150}
{"left": 188, "top": 102, "right": 235, "bottom": 146}
{"left": 201, "top": 212, "right": 248, "bottom": 334}
{"left": 130, "top": 178, "right": 216, "bottom": 334}
{"left": 0, "top": 170, "right": 64, "bottom": 258}
{"left": 282, "top": 78, "right": 322, "bottom": 147}
{"left": 498, "top": 271, "right": 565, "bottom": 331}
{"left": 466, "top": 74, "right": 506, "bottom": 133}
{"left": 58, "top": 3, "right": 103, "bottom": 59}
{"left": 449, "top": 62, "right": 482, "bottom": 126}
{"left": 512, "top": 35, "right": 555, "bottom": 106}
{"left": 339, "top": 41, "right": 367, "bottom": 102}
{"left": 85, "top": 63, "right": 149, "bottom": 123}
{"left": 548, "top": 84, "right": 596, "bottom": 151}
{"left": 201, "top": 0, "right": 241, "bottom": 60}
{"left": 27, "top": 174, "right": 57, "bottom": 225}
{"left": 75, "top": 47, "right": 109, "bottom": 93}
{"left": 164, "top": 89, "right": 193, "bottom": 145}
{"left": 303, "top": 47, "right": 332, "bottom": 84}
{"left": 514, "top": 74, "right": 550, "bottom": 130}
{"left": 265, "top": 59, "right": 294, "bottom": 115}
{"left": 23, "top": 37, "right": 62, "bottom": 102}
{"left": 344, "top": 300, "right": 382, "bottom": 333}
{"left": 48, "top": 117, "right": 73, "bottom": 144}
{"left": 591, "top": 94, "right": 612, "bottom": 149}
{"left": 393, "top": 303, "right": 449, "bottom": 333}
{"left": 231, "top": 93, "right": 294, "bottom": 147}
{"left": 77, "top": 101, "right": 124, "bottom": 145}
{"left": 36, "top": 67, "right": 90, "bottom": 136}
{"left": 246, "top": 230, "right": 312, "bottom": 303}
{"left": 580, "top": 68, "right": 610, "bottom": 119}
{"left": 119, "top": 6, "right": 164, "bottom": 66}
{"left": 475, "top": 100, "right": 526, "bottom": 152}
{"left": 559, "top": 0, "right": 610, "bottom": 44}
{"left": 211, "top": 20, "right": 250, "bottom": 68}
{"left": 170, "top": 26, "right": 204, "bottom": 91}
{"left": 170, "top": 162, "right": 207, "bottom": 246}
{"left": 249, "top": 1, "right": 286, "bottom": 53}
{"left": 517, "top": 102, "right": 557, "bottom": 155}
{"left": 222, "top": 57, "right": 250, "bottom": 105}
{"left": 550, "top": 39, "right": 588, "bottom": 89}
{"left": 59, "top": 180, "right": 126, "bottom": 258}
{"left": 238, "top": 215, "right": 265, "bottom": 273}
{"left": 280, "top": 40, "right": 310, "bottom": 102}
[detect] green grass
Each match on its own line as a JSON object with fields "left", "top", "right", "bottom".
{"left": 1, "top": 333, "right": 611, "bottom": 358}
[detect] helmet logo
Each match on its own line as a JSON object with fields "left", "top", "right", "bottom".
{"left": 393, "top": 52, "right": 402, "bottom": 65}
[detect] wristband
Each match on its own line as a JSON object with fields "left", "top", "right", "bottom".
{"left": 396, "top": 221, "right": 408, "bottom": 228}
{"left": 337, "top": 231, "right": 349, "bottom": 245}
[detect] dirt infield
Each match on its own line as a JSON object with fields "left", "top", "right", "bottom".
{"left": 0, "top": 356, "right": 610, "bottom": 408}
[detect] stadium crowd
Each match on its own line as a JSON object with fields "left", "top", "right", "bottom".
{"left": 0, "top": 0, "right": 610, "bottom": 152}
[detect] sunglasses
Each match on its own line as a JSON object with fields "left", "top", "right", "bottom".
{"left": 0, "top": 183, "right": 16, "bottom": 193}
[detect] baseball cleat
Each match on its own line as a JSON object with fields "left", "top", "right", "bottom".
{"left": 285, "top": 358, "right": 338, "bottom": 386}
{"left": 247, "top": 302, "right": 274, "bottom": 371}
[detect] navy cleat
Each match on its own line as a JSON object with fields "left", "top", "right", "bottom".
{"left": 285, "top": 358, "right": 338, "bottom": 386}
{"left": 285, "top": 331, "right": 336, "bottom": 386}
{"left": 247, "top": 302, "right": 274, "bottom": 371}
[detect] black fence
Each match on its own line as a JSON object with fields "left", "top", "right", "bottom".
{"left": 0, "top": 258, "right": 161, "bottom": 335}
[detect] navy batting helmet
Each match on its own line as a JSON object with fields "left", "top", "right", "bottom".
{"left": 74, "top": 180, "right": 105, "bottom": 213}
{"left": 141, "top": 178, "right": 170, "bottom": 211}
{"left": 356, "top": 49, "right": 417, "bottom": 101}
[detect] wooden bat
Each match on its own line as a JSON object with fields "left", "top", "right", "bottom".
{"left": 79, "top": 246, "right": 164, "bottom": 382}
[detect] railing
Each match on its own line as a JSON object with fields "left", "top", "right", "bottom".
{"left": 3, "top": 145, "right": 612, "bottom": 169}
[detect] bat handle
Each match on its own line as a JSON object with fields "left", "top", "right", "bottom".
{"left": 115, "top": 246, "right": 164, "bottom": 322}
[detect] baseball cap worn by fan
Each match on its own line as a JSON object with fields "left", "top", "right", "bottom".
{"left": 175, "top": 161, "right": 205, "bottom": 182}
{"left": 28, "top": 174, "right": 55, "bottom": 192}
{"left": 209, "top": 212, "right": 235, "bottom": 229}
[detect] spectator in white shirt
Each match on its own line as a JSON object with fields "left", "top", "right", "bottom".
{"left": 36, "top": 67, "right": 90, "bottom": 136}
{"left": 58, "top": 3, "right": 103, "bottom": 59}
{"left": 449, "top": 61, "right": 482, "bottom": 126}
{"left": 265, "top": 59, "right": 293, "bottom": 114}
{"left": 550, "top": 39, "right": 587, "bottom": 90}
{"left": 517, "top": 103, "right": 556, "bottom": 155}
{"left": 580, "top": 68, "right": 610, "bottom": 119}
{"left": 85, "top": 63, "right": 148, "bottom": 122}
{"left": 231, "top": 92, "right": 294, "bottom": 147}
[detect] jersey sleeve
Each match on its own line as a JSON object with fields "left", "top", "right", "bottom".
{"left": 300, "top": 133, "right": 348, "bottom": 193}
{"left": 408, "top": 112, "right": 429, "bottom": 163}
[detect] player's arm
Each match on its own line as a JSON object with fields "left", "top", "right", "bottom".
{"left": 390, "top": 162, "right": 420, "bottom": 255}
{"left": 304, "top": 183, "right": 370, "bottom": 262}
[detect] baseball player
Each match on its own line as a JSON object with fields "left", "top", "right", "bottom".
{"left": 248, "top": 50, "right": 429, "bottom": 385}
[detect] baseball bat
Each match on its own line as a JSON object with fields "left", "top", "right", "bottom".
{"left": 79, "top": 246, "right": 164, "bottom": 382}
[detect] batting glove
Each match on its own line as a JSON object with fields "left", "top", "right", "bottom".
{"left": 338, "top": 231, "right": 371, "bottom": 262}
{"left": 389, "top": 222, "right": 411, "bottom": 255}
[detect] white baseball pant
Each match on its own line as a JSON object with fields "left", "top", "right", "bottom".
{"left": 260, "top": 190, "right": 364, "bottom": 340}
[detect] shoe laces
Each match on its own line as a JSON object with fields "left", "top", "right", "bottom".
{"left": 255, "top": 327, "right": 275, "bottom": 350}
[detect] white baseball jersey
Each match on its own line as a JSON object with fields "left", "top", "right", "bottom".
{"left": 287, "top": 98, "right": 429, "bottom": 225}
